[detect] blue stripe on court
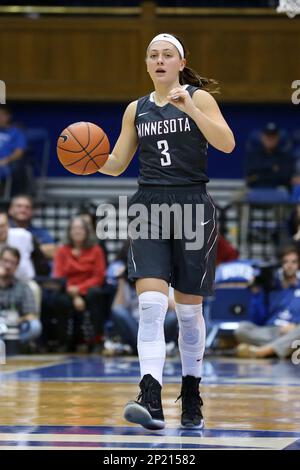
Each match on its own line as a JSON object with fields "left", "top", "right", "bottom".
{"left": 1, "top": 356, "right": 299, "bottom": 386}
{"left": 0, "top": 425, "right": 299, "bottom": 439}
{"left": 0, "top": 440, "right": 270, "bottom": 450}
{"left": 2, "top": 377, "right": 300, "bottom": 387}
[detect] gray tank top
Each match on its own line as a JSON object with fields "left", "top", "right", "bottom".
{"left": 135, "top": 84, "right": 209, "bottom": 186}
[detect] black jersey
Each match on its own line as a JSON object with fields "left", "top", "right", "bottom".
{"left": 135, "top": 84, "right": 209, "bottom": 186}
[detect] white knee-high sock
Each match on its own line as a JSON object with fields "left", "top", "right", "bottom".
{"left": 175, "top": 302, "right": 206, "bottom": 378}
{"left": 137, "top": 291, "right": 168, "bottom": 386}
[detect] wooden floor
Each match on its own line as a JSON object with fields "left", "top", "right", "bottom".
{"left": 0, "top": 354, "right": 299, "bottom": 450}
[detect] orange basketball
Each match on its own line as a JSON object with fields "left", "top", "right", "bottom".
{"left": 57, "top": 122, "right": 110, "bottom": 175}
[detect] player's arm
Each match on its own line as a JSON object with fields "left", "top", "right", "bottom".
{"left": 191, "top": 90, "right": 235, "bottom": 154}
{"left": 99, "top": 101, "right": 138, "bottom": 176}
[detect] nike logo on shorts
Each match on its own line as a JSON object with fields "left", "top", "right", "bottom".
{"left": 201, "top": 219, "right": 211, "bottom": 226}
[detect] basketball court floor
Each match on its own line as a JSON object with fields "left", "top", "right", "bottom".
{"left": 0, "top": 354, "right": 299, "bottom": 450}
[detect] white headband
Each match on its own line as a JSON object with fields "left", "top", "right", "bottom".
{"left": 148, "top": 34, "right": 185, "bottom": 59}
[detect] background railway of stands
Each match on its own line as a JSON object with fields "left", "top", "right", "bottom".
{"left": 1, "top": 177, "right": 292, "bottom": 263}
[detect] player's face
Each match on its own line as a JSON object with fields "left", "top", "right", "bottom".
{"left": 146, "top": 41, "right": 186, "bottom": 85}
{"left": 282, "top": 253, "right": 299, "bottom": 278}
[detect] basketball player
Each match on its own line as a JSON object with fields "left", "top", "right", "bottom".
{"left": 99, "top": 33, "right": 235, "bottom": 430}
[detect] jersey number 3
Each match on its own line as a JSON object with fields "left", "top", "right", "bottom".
{"left": 157, "top": 140, "right": 171, "bottom": 166}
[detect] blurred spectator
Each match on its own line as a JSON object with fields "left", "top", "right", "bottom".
{"left": 0, "top": 210, "right": 42, "bottom": 314}
{"left": 0, "top": 106, "right": 27, "bottom": 196}
{"left": 9, "top": 194, "right": 56, "bottom": 260}
{"left": 235, "top": 245, "right": 300, "bottom": 358}
{"left": 42, "top": 216, "right": 106, "bottom": 351}
{"left": 54, "top": 216, "right": 106, "bottom": 296}
{"left": 0, "top": 246, "right": 41, "bottom": 346}
{"left": 245, "top": 122, "right": 293, "bottom": 190}
{"left": 0, "top": 210, "right": 35, "bottom": 281}
{"left": 216, "top": 234, "right": 239, "bottom": 266}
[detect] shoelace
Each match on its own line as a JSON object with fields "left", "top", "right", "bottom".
{"left": 175, "top": 390, "right": 203, "bottom": 416}
{"left": 137, "top": 385, "right": 161, "bottom": 408}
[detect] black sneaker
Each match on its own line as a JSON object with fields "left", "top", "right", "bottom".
{"left": 177, "top": 375, "right": 204, "bottom": 429}
{"left": 124, "top": 374, "right": 165, "bottom": 430}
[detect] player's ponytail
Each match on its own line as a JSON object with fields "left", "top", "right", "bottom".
{"left": 174, "top": 35, "right": 220, "bottom": 94}
{"left": 180, "top": 66, "right": 219, "bottom": 93}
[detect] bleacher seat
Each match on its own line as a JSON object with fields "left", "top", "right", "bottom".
{"left": 246, "top": 187, "right": 290, "bottom": 204}
{"left": 243, "top": 188, "right": 290, "bottom": 259}
{"left": 206, "top": 261, "right": 254, "bottom": 348}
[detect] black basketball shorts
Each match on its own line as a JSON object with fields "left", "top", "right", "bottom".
{"left": 127, "top": 184, "right": 218, "bottom": 296}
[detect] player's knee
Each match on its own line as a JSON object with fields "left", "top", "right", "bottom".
{"left": 178, "top": 315, "right": 199, "bottom": 343}
{"left": 176, "top": 303, "right": 204, "bottom": 346}
{"left": 181, "top": 327, "right": 200, "bottom": 345}
{"left": 138, "top": 291, "right": 168, "bottom": 342}
{"left": 139, "top": 307, "right": 167, "bottom": 342}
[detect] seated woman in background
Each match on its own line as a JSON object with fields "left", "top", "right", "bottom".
{"left": 47, "top": 216, "right": 106, "bottom": 351}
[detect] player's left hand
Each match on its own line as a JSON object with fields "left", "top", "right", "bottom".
{"left": 167, "top": 87, "right": 196, "bottom": 115}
